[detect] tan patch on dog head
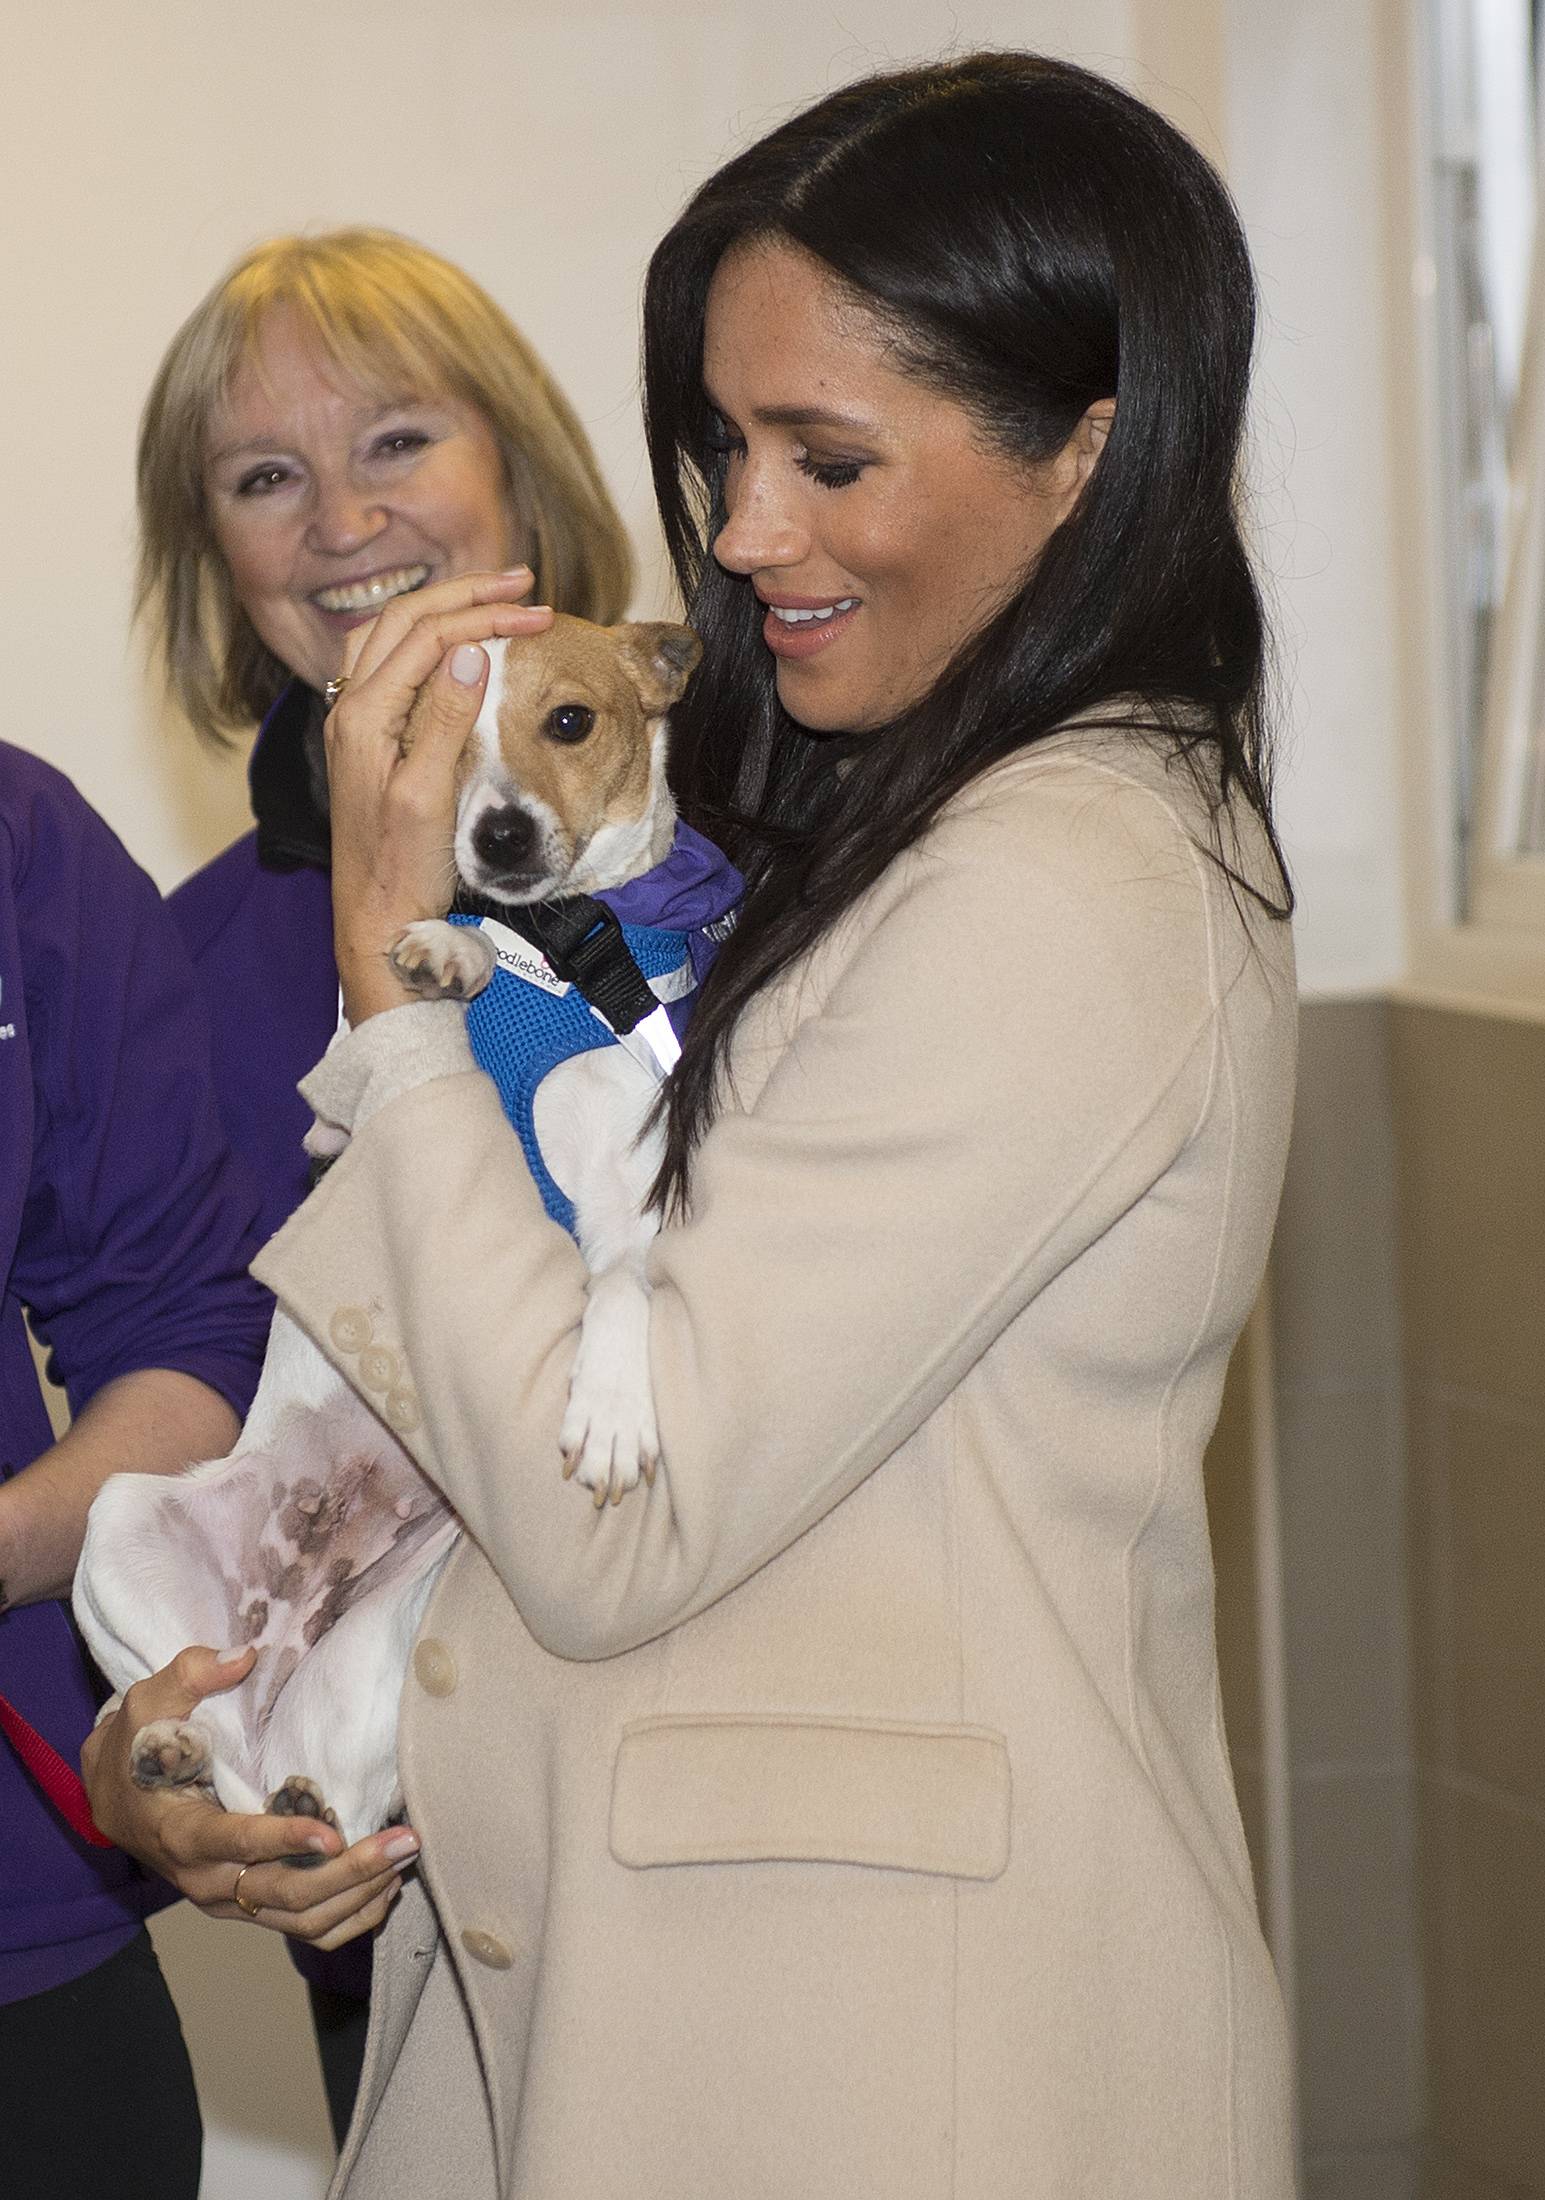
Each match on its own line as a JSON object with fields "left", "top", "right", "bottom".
{"left": 484, "top": 614, "right": 700, "bottom": 846}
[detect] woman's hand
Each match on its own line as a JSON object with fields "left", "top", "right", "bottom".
{"left": 82, "top": 1646, "right": 421, "bottom": 1950}
{"left": 326, "top": 569, "right": 555, "bottom": 1024}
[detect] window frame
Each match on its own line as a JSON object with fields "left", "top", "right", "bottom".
{"left": 1470, "top": 213, "right": 1545, "bottom": 933}
{"left": 1395, "top": 0, "right": 1545, "bottom": 1008}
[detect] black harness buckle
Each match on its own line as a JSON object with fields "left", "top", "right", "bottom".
{"left": 453, "top": 890, "right": 659, "bottom": 1036}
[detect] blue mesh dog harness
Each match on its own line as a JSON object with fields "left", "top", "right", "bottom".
{"left": 446, "top": 907, "right": 703, "bottom": 1239}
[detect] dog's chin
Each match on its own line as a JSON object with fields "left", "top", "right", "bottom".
{"left": 462, "top": 865, "right": 569, "bottom": 909}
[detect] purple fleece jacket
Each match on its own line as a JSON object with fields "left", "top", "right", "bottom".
{"left": 0, "top": 741, "right": 270, "bottom": 2005}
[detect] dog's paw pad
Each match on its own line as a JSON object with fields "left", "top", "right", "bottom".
{"left": 130, "top": 1719, "right": 212, "bottom": 1790}
{"left": 265, "top": 1775, "right": 339, "bottom": 1827}
{"left": 265, "top": 1779, "right": 340, "bottom": 1865}
{"left": 390, "top": 921, "right": 495, "bottom": 1001}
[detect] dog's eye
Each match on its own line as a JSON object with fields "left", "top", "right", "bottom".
{"left": 544, "top": 704, "right": 595, "bottom": 745}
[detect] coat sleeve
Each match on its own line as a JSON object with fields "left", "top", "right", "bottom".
{"left": 254, "top": 755, "right": 1241, "bottom": 1659}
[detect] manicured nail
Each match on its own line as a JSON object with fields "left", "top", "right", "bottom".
{"left": 215, "top": 1647, "right": 248, "bottom": 1664}
{"left": 381, "top": 1831, "right": 420, "bottom": 1863}
{"left": 450, "top": 645, "right": 486, "bottom": 686}
{"left": 501, "top": 565, "right": 532, "bottom": 577}
{"left": 306, "top": 1834, "right": 337, "bottom": 1854}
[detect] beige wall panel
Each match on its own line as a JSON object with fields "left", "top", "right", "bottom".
{"left": 1304, "top": 2144, "right": 1422, "bottom": 2200}
{"left": 1391, "top": 1007, "right": 1545, "bottom": 1414}
{"left": 1278, "top": 1384, "right": 1413, "bottom": 1765}
{"left": 1393, "top": 1003, "right": 1545, "bottom": 2197}
{"left": 1292, "top": 1768, "right": 1425, "bottom": 2153}
{"left": 1440, "top": 1399, "right": 1545, "bottom": 1811}
{"left": 1420, "top": 2152, "right": 1541, "bottom": 2199}
{"left": 1273, "top": 1000, "right": 1423, "bottom": 2167}
{"left": 1403, "top": 1398, "right": 1458, "bottom": 1777}
{"left": 1421, "top": 1782, "right": 1545, "bottom": 2191}
{"left": 1271, "top": 999, "right": 1405, "bottom": 1393}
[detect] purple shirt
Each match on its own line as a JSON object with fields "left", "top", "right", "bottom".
{"left": 0, "top": 741, "right": 270, "bottom": 2004}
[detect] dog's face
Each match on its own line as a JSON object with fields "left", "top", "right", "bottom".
{"left": 455, "top": 614, "right": 701, "bottom": 902}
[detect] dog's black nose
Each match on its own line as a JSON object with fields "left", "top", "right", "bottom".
{"left": 472, "top": 804, "right": 538, "bottom": 881}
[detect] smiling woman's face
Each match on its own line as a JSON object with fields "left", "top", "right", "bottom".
{"left": 703, "top": 241, "right": 1095, "bottom": 735}
{"left": 203, "top": 305, "right": 521, "bottom": 696}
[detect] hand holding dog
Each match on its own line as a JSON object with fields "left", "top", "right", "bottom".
{"left": 81, "top": 1646, "right": 419, "bottom": 1948}
{"left": 326, "top": 569, "right": 555, "bottom": 1025}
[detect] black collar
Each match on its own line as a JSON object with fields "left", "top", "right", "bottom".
{"left": 251, "top": 682, "right": 331, "bottom": 873}
{"left": 452, "top": 889, "right": 660, "bottom": 1036}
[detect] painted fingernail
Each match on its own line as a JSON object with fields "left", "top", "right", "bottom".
{"left": 381, "top": 1831, "right": 420, "bottom": 1863}
{"left": 450, "top": 645, "right": 486, "bottom": 686}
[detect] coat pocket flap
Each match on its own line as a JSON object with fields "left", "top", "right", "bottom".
{"left": 610, "top": 1714, "right": 1011, "bottom": 1881}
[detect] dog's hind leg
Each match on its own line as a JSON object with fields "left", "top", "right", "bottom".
{"left": 128, "top": 1718, "right": 215, "bottom": 1795}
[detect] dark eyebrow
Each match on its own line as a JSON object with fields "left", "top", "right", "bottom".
{"left": 752, "top": 403, "right": 876, "bottom": 434}
{"left": 703, "top": 388, "right": 877, "bottom": 439}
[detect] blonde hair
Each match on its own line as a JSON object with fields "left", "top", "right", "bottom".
{"left": 138, "top": 227, "right": 635, "bottom": 737}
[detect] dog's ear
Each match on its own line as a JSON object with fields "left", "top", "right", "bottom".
{"left": 613, "top": 623, "right": 703, "bottom": 713}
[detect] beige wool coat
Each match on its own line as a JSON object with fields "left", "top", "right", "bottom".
{"left": 254, "top": 727, "right": 1299, "bottom": 2199}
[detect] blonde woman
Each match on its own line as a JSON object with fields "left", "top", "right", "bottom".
{"left": 137, "top": 227, "right": 632, "bottom": 2140}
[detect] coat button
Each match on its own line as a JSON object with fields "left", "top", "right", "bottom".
{"left": 412, "top": 1639, "right": 457, "bottom": 1698}
{"left": 383, "top": 1387, "right": 421, "bottom": 1434}
{"left": 358, "top": 1344, "right": 401, "bottom": 1393}
{"left": 329, "top": 1307, "right": 373, "bottom": 1354}
{"left": 460, "top": 1928, "right": 513, "bottom": 1971}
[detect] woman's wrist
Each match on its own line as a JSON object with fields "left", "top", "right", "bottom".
{"left": 336, "top": 940, "right": 421, "bottom": 1026}
{"left": 0, "top": 1472, "right": 60, "bottom": 1610}
{"left": 0, "top": 1485, "right": 18, "bottom": 1610}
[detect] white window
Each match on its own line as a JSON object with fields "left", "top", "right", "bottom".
{"left": 1428, "top": 0, "right": 1545, "bottom": 930}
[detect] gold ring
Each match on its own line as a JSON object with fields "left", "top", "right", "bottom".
{"left": 324, "top": 675, "right": 349, "bottom": 707}
{"left": 232, "top": 1864, "right": 262, "bottom": 1919}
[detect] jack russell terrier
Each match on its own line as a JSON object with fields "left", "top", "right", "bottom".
{"left": 73, "top": 615, "right": 741, "bottom": 1848}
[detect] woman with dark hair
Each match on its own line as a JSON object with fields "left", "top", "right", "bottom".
{"left": 87, "top": 55, "right": 1298, "bottom": 2197}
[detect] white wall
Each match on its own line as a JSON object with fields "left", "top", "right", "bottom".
{"left": 3, "top": 2, "right": 1406, "bottom": 2191}
{"left": 1224, "top": 0, "right": 1410, "bottom": 993}
{"left": 1, "top": 0, "right": 1401, "bottom": 990}
{"left": 3, "top": 0, "right": 1126, "bottom": 895}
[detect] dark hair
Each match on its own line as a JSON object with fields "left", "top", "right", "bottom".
{"left": 643, "top": 51, "right": 1291, "bottom": 1213}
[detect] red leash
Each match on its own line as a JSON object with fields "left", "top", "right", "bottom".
{"left": 0, "top": 1690, "right": 113, "bottom": 1848}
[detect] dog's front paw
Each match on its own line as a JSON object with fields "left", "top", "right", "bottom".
{"left": 390, "top": 920, "right": 495, "bottom": 1001}
{"left": 559, "top": 1365, "right": 661, "bottom": 1509}
{"left": 560, "top": 1269, "right": 660, "bottom": 1507}
{"left": 131, "top": 1719, "right": 213, "bottom": 1790}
